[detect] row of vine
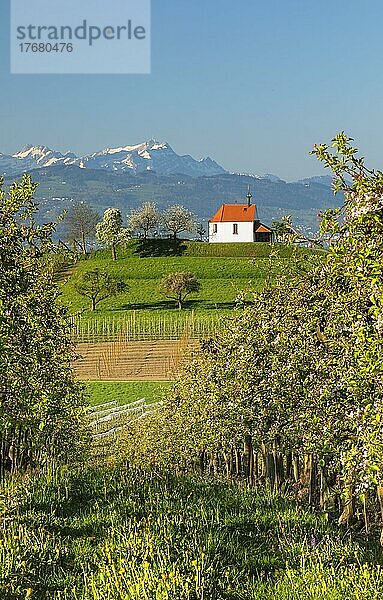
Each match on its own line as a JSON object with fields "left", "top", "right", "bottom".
{"left": 120, "top": 134, "right": 383, "bottom": 541}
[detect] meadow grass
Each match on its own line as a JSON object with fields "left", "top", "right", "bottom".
{"left": 1, "top": 466, "right": 382, "bottom": 599}
{"left": 84, "top": 380, "right": 172, "bottom": 406}
{"left": 62, "top": 255, "right": 268, "bottom": 319}
{"left": 60, "top": 241, "right": 322, "bottom": 326}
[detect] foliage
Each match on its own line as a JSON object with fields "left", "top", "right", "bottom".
{"left": 0, "top": 174, "right": 87, "bottom": 476}
{"left": 64, "top": 201, "right": 100, "bottom": 254}
{"left": 2, "top": 465, "right": 382, "bottom": 599}
{"left": 119, "top": 134, "right": 383, "bottom": 539}
{"left": 310, "top": 132, "right": 383, "bottom": 512}
{"left": 159, "top": 272, "right": 201, "bottom": 310}
{"left": 42, "top": 247, "right": 77, "bottom": 280}
{"left": 74, "top": 269, "right": 127, "bottom": 311}
{"left": 96, "top": 208, "right": 129, "bottom": 260}
{"left": 196, "top": 223, "right": 206, "bottom": 241}
{"left": 128, "top": 201, "right": 161, "bottom": 239}
{"left": 162, "top": 204, "right": 196, "bottom": 239}
{"left": 271, "top": 217, "right": 296, "bottom": 243}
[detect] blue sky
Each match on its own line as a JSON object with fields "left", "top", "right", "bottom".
{"left": 1, "top": 0, "right": 383, "bottom": 180}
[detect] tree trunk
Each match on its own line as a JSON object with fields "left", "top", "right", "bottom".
{"left": 338, "top": 483, "right": 354, "bottom": 525}
{"left": 286, "top": 452, "right": 293, "bottom": 481}
{"left": 244, "top": 435, "right": 252, "bottom": 483}
{"left": 260, "top": 442, "right": 268, "bottom": 483}
{"left": 308, "top": 454, "right": 317, "bottom": 506}
{"left": 254, "top": 450, "right": 259, "bottom": 484}
{"left": 292, "top": 455, "right": 300, "bottom": 483}
{"left": 112, "top": 244, "right": 117, "bottom": 261}
{"left": 235, "top": 448, "right": 241, "bottom": 476}
{"left": 223, "top": 451, "right": 230, "bottom": 478}
{"left": 319, "top": 465, "right": 330, "bottom": 511}
{"left": 81, "top": 231, "right": 86, "bottom": 254}
{"left": 231, "top": 449, "right": 235, "bottom": 475}
{"left": 272, "top": 442, "right": 282, "bottom": 491}
{"left": 91, "top": 297, "right": 96, "bottom": 311}
{"left": 376, "top": 486, "right": 383, "bottom": 546}
{"left": 199, "top": 450, "right": 205, "bottom": 474}
{"left": 362, "top": 491, "right": 369, "bottom": 534}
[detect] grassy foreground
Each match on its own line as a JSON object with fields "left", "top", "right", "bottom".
{"left": 85, "top": 380, "right": 172, "bottom": 406}
{"left": 1, "top": 466, "right": 382, "bottom": 599}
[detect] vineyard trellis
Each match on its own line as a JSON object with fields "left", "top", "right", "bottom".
{"left": 89, "top": 397, "right": 162, "bottom": 461}
{"left": 69, "top": 311, "right": 220, "bottom": 343}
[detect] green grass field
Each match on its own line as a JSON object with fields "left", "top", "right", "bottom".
{"left": 85, "top": 380, "right": 172, "bottom": 406}
{"left": 61, "top": 241, "right": 322, "bottom": 324}
{"left": 3, "top": 466, "right": 382, "bottom": 599}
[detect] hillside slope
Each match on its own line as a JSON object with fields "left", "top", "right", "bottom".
{"left": 60, "top": 241, "right": 323, "bottom": 324}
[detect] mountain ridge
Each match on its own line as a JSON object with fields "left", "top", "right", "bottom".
{"left": 6, "top": 140, "right": 227, "bottom": 178}
{"left": 2, "top": 140, "right": 334, "bottom": 186}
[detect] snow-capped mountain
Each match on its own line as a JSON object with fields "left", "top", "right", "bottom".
{"left": 2, "top": 140, "right": 227, "bottom": 177}
{"left": 12, "top": 145, "right": 77, "bottom": 169}
{"left": 74, "top": 139, "right": 226, "bottom": 176}
{"left": 1, "top": 140, "right": 336, "bottom": 186}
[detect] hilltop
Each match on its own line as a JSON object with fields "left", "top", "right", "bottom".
{"left": 59, "top": 240, "right": 324, "bottom": 325}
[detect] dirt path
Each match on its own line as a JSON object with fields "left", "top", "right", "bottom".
{"left": 74, "top": 340, "right": 198, "bottom": 381}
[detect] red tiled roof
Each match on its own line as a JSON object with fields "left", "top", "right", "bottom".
{"left": 210, "top": 204, "right": 257, "bottom": 223}
{"left": 255, "top": 224, "right": 272, "bottom": 233}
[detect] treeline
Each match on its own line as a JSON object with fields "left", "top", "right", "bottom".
{"left": 120, "top": 134, "right": 383, "bottom": 540}
{"left": 64, "top": 201, "right": 203, "bottom": 257}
